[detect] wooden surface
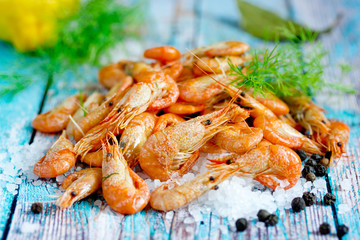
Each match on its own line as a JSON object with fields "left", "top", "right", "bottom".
{"left": 1, "top": 0, "right": 360, "bottom": 239}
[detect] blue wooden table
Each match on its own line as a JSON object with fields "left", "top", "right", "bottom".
{"left": 1, "top": 0, "right": 360, "bottom": 239}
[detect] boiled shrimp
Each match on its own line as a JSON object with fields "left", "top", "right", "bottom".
{"left": 70, "top": 83, "right": 130, "bottom": 141}
{"left": 144, "top": 46, "right": 181, "bottom": 64}
{"left": 285, "top": 96, "right": 330, "bottom": 135}
{"left": 119, "top": 112, "right": 157, "bottom": 168}
{"left": 182, "top": 41, "right": 250, "bottom": 66}
{"left": 98, "top": 61, "right": 134, "bottom": 89}
{"left": 81, "top": 150, "right": 103, "bottom": 167}
{"left": 151, "top": 144, "right": 301, "bottom": 211}
{"left": 209, "top": 145, "right": 302, "bottom": 190}
{"left": 32, "top": 94, "right": 86, "bottom": 133}
{"left": 75, "top": 82, "right": 161, "bottom": 158}
{"left": 253, "top": 115, "right": 322, "bottom": 154}
{"left": 153, "top": 113, "right": 185, "bottom": 133}
{"left": 213, "top": 124, "right": 263, "bottom": 155}
{"left": 139, "top": 104, "right": 249, "bottom": 181}
{"left": 66, "top": 92, "right": 103, "bottom": 138}
{"left": 102, "top": 135, "right": 150, "bottom": 214}
{"left": 56, "top": 168, "right": 102, "bottom": 208}
{"left": 33, "top": 131, "right": 76, "bottom": 178}
{"left": 164, "top": 102, "right": 206, "bottom": 115}
{"left": 195, "top": 56, "right": 248, "bottom": 75}
{"left": 178, "top": 74, "right": 229, "bottom": 103}
{"left": 255, "top": 93, "right": 289, "bottom": 116}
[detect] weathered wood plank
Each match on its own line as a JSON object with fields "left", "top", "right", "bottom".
{"left": 0, "top": 42, "right": 47, "bottom": 237}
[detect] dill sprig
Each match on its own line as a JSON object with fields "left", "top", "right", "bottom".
{"left": 0, "top": 0, "right": 144, "bottom": 97}
{"left": 229, "top": 25, "right": 356, "bottom": 98}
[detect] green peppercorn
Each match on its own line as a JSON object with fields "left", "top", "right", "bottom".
{"left": 235, "top": 218, "right": 248, "bottom": 232}
{"left": 319, "top": 223, "right": 331, "bottom": 235}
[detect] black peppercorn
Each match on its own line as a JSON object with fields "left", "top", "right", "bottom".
{"left": 319, "top": 222, "right": 331, "bottom": 235}
{"left": 315, "top": 164, "right": 327, "bottom": 177}
{"left": 257, "top": 209, "right": 270, "bottom": 222}
{"left": 337, "top": 224, "right": 349, "bottom": 238}
{"left": 235, "top": 218, "right": 248, "bottom": 232}
{"left": 291, "top": 197, "right": 305, "bottom": 212}
{"left": 305, "top": 159, "right": 317, "bottom": 167}
{"left": 311, "top": 154, "right": 323, "bottom": 163}
{"left": 296, "top": 150, "right": 307, "bottom": 162}
{"left": 325, "top": 151, "right": 332, "bottom": 160}
{"left": 266, "top": 214, "right": 279, "bottom": 226}
{"left": 302, "top": 192, "right": 316, "bottom": 206}
{"left": 305, "top": 172, "right": 316, "bottom": 182}
{"left": 302, "top": 165, "right": 315, "bottom": 178}
{"left": 31, "top": 202, "right": 43, "bottom": 214}
{"left": 323, "top": 193, "right": 336, "bottom": 205}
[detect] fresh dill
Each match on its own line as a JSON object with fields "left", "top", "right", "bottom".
{"left": 102, "top": 172, "right": 119, "bottom": 181}
{"left": 229, "top": 25, "right": 356, "bottom": 98}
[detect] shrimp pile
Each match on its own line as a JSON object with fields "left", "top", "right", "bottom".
{"left": 31, "top": 42, "right": 350, "bottom": 214}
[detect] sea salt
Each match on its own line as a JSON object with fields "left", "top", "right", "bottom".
{"left": 313, "top": 178, "right": 327, "bottom": 190}
{"left": 20, "top": 222, "right": 40, "bottom": 233}
{"left": 340, "top": 179, "right": 352, "bottom": 191}
{"left": 338, "top": 204, "right": 350, "bottom": 213}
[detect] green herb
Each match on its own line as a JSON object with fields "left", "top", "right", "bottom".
{"left": 229, "top": 26, "right": 356, "bottom": 98}
{"left": 0, "top": 0, "right": 144, "bottom": 97}
{"left": 102, "top": 172, "right": 119, "bottom": 181}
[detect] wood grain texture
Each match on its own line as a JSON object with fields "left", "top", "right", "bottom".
{"left": 1, "top": 0, "right": 360, "bottom": 239}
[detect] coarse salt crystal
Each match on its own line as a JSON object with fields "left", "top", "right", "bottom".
{"left": 338, "top": 204, "right": 350, "bottom": 214}
{"left": 20, "top": 222, "right": 40, "bottom": 233}
{"left": 340, "top": 179, "right": 352, "bottom": 191}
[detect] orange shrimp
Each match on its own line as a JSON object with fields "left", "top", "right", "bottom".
{"left": 253, "top": 115, "right": 322, "bottom": 154}
{"left": 81, "top": 150, "right": 103, "bottom": 167}
{"left": 74, "top": 82, "right": 161, "bottom": 158}
{"left": 127, "top": 62, "right": 180, "bottom": 111}
{"left": 102, "top": 135, "right": 150, "bottom": 214}
{"left": 153, "top": 113, "right": 185, "bottom": 133}
{"left": 66, "top": 92, "right": 103, "bottom": 138}
{"left": 195, "top": 56, "right": 248, "bottom": 74}
{"left": 200, "top": 140, "right": 226, "bottom": 154}
{"left": 163, "top": 61, "right": 183, "bottom": 81}
{"left": 139, "top": 104, "right": 249, "bottom": 181}
{"left": 178, "top": 74, "right": 228, "bottom": 103}
{"left": 177, "top": 66, "right": 194, "bottom": 82}
{"left": 313, "top": 120, "right": 350, "bottom": 164}
{"left": 151, "top": 144, "right": 301, "bottom": 211}
{"left": 119, "top": 112, "right": 157, "bottom": 168}
{"left": 255, "top": 93, "right": 289, "bottom": 116}
{"left": 285, "top": 96, "right": 330, "bottom": 135}
{"left": 98, "top": 61, "right": 134, "bottom": 89}
{"left": 182, "top": 41, "right": 250, "bottom": 66}
{"left": 144, "top": 46, "right": 181, "bottom": 64}
{"left": 278, "top": 113, "right": 297, "bottom": 128}
{"left": 56, "top": 168, "right": 102, "bottom": 208}
{"left": 33, "top": 131, "right": 76, "bottom": 178}
{"left": 32, "top": 94, "right": 86, "bottom": 133}
{"left": 213, "top": 124, "right": 263, "bottom": 155}
{"left": 164, "top": 102, "right": 206, "bottom": 115}
{"left": 70, "top": 83, "right": 130, "bottom": 141}
{"left": 209, "top": 145, "right": 302, "bottom": 190}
